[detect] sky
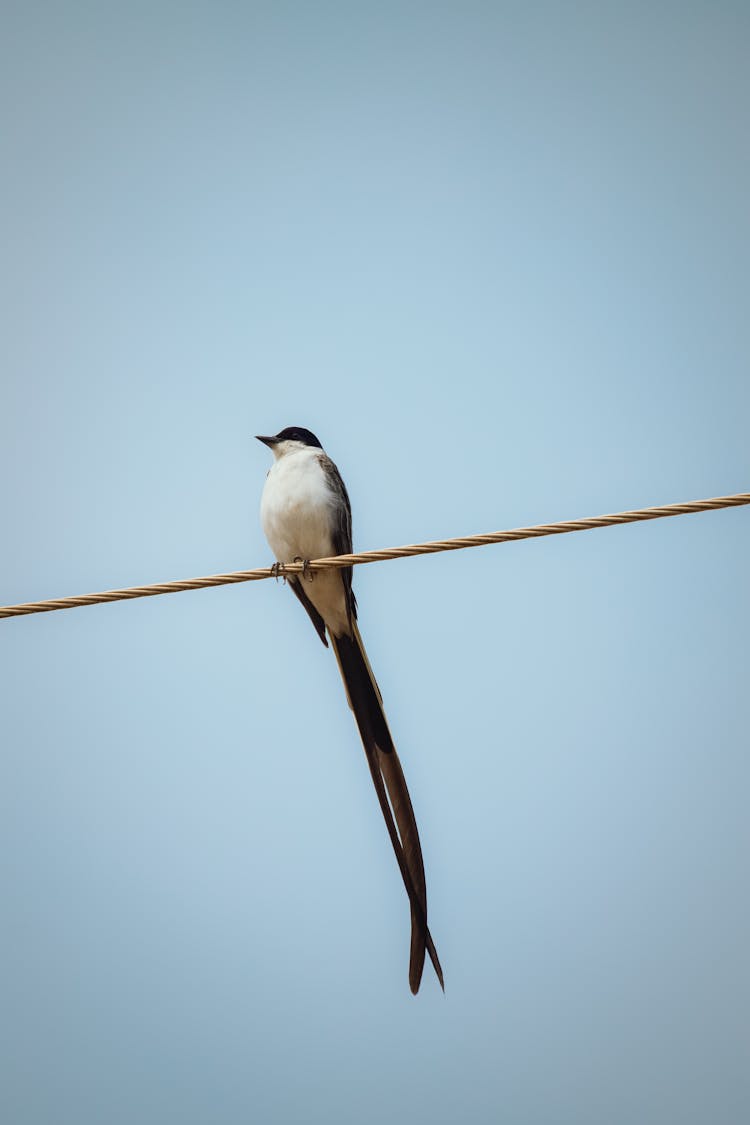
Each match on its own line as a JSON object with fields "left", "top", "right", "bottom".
{"left": 1, "top": 3, "right": 749, "bottom": 1123}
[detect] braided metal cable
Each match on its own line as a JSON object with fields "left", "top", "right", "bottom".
{"left": 1, "top": 492, "right": 747, "bottom": 620}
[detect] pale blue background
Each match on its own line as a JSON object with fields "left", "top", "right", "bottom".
{"left": 2, "top": 3, "right": 748, "bottom": 1123}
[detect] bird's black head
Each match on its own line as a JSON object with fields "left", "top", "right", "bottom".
{"left": 256, "top": 427, "right": 323, "bottom": 449}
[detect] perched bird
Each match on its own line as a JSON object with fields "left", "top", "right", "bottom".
{"left": 257, "top": 426, "right": 443, "bottom": 993}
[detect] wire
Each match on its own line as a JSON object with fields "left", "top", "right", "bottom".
{"left": 1, "top": 492, "right": 747, "bottom": 621}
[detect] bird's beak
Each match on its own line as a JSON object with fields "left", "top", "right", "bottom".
{"left": 256, "top": 435, "right": 279, "bottom": 448}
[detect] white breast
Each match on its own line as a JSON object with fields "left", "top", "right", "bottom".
{"left": 260, "top": 446, "right": 351, "bottom": 635}
{"left": 260, "top": 447, "right": 336, "bottom": 564}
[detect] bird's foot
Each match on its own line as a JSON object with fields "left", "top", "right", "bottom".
{"left": 293, "top": 556, "right": 314, "bottom": 582}
{"left": 270, "top": 561, "right": 285, "bottom": 583}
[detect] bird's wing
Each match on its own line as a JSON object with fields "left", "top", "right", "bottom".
{"left": 318, "top": 453, "right": 357, "bottom": 624}
{"left": 284, "top": 453, "right": 353, "bottom": 645}
{"left": 288, "top": 576, "right": 328, "bottom": 647}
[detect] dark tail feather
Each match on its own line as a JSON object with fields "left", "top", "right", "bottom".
{"left": 330, "top": 626, "right": 443, "bottom": 993}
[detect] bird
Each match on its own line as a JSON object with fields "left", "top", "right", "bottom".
{"left": 256, "top": 426, "right": 443, "bottom": 994}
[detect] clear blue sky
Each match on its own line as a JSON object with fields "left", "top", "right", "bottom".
{"left": 2, "top": 4, "right": 748, "bottom": 1123}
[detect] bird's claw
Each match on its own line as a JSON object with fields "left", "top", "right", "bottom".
{"left": 293, "top": 556, "right": 314, "bottom": 582}
{"left": 270, "top": 561, "right": 285, "bottom": 583}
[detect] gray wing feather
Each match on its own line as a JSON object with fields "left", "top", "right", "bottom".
{"left": 319, "top": 453, "right": 357, "bottom": 623}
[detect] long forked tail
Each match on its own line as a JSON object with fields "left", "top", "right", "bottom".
{"left": 329, "top": 623, "right": 443, "bottom": 994}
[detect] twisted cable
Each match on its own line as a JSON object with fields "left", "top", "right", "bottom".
{"left": 1, "top": 492, "right": 747, "bottom": 620}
